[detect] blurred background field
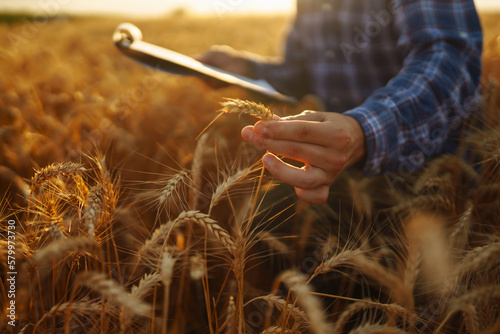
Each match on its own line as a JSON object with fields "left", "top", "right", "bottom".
{"left": 0, "top": 8, "right": 500, "bottom": 334}
{"left": 0, "top": 10, "right": 498, "bottom": 191}
{"left": 0, "top": 13, "right": 293, "bottom": 187}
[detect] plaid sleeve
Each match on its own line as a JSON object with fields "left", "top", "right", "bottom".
{"left": 344, "top": 0, "right": 482, "bottom": 177}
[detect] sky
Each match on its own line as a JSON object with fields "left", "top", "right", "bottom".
{"left": 0, "top": 0, "right": 498, "bottom": 17}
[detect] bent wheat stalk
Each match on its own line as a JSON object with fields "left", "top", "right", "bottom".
{"left": 75, "top": 271, "right": 152, "bottom": 316}
{"left": 220, "top": 99, "right": 275, "bottom": 222}
{"left": 197, "top": 97, "right": 273, "bottom": 138}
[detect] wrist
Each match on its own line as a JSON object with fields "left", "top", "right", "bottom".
{"left": 345, "top": 115, "right": 367, "bottom": 168}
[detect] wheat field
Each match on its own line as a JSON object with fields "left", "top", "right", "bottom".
{"left": 0, "top": 11, "right": 499, "bottom": 334}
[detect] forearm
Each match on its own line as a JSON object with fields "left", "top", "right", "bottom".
{"left": 345, "top": 0, "right": 482, "bottom": 176}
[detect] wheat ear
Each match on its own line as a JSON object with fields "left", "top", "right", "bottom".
{"left": 261, "top": 327, "right": 300, "bottom": 334}
{"left": 76, "top": 271, "right": 151, "bottom": 316}
{"left": 347, "top": 324, "right": 406, "bottom": 334}
{"left": 219, "top": 98, "right": 274, "bottom": 120}
{"left": 256, "top": 231, "right": 290, "bottom": 254}
{"left": 348, "top": 254, "right": 413, "bottom": 311}
{"left": 450, "top": 201, "right": 474, "bottom": 251}
{"left": 310, "top": 248, "right": 363, "bottom": 280}
{"left": 139, "top": 220, "right": 176, "bottom": 256}
{"left": 161, "top": 251, "right": 177, "bottom": 334}
{"left": 83, "top": 185, "right": 105, "bottom": 238}
{"left": 454, "top": 242, "right": 500, "bottom": 277}
{"left": 131, "top": 273, "right": 162, "bottom": 300}
{"left": 176, "top": 210, "right": 236, "bottom": 253}
{"left": 334, "top": 300, "right": 411, "bottom": 334}
{"left": 210, "top": 166, "right": 253, "bottom": 211}
{"left": 437, "top": 285, "right": 500, "bottom": 333}
{"left": 121, "top": 272, "right": 161, "bottom": 333}
{"left": 34, "top": 301, "right": 101, "bottom": 333}
{"left": 158, "top": 170, "right": 189, "bottom": 208}
{"left": 281, "top": 270, "right": 333, "bottom": 334}
{"left": 31, "top": 162, "right": 86, "bottom": 191}
{"left": 190, "top": 132, "right": 208, "bottom": 208}
{"left": 224, "top": 296, "right": 236, "bottom": 334}
{"left": 31, "top": 237, "right": 101, "bottom": 266}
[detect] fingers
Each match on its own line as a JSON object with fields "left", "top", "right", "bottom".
{"left": 295, "top": 185, "right": 330, "bottom": 205}
{"left": 281, "top": 110, "right": 326, "bottom": 122}
{"left": 195, "top": 45, "right": 252, "bottom": 77}
{"left": 262, "top": 153, "right": 328, "bottom": 190}
{"left": 252, "top": 118, "right": 339, "bottom": 147}
{"left": 242, "top": 126, "right": 327, "bottom": 167}
{"left": 262, "top": 153, "right": 330, "bottom": 205}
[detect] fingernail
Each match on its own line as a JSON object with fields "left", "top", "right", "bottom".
{"left": 263, "top": 154, "right": 273, "bottom": 169}
{"left": 241, "top": 127, "right": 253, "bottom": 141}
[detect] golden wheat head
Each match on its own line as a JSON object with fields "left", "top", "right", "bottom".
{"left": 219, "top": 98, "right": 274, "bottom": 120}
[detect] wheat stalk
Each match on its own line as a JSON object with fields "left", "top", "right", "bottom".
{"left": 224, "top": 296, "right": 236, "bottom": 334}
{"left": 83, "top": 185, "right": 105, "bottom": 238}
{"left": 131, "top": 273, "right": 162, "bottom": 300}
{"left": 139, "top": 220, "right": 176, "bottom": 256}
{"left": 334, "top": 301, "right": 371, "bottom": 334}
{"left": 403, "top": 240, "right": 421, "bottom": 295}
{"left": 348, "top": 324, "right": 406, "bottom": 334}
{"left": 281, "top": 270, "right": 333, "bottom": 334}
{"left": 122, "top": 273, "right": 161, "bottom": 333}
{"left": 31, "top": 237, "right": 101, "bottom": 266}
{"left": 334, "top": 300, "right": 411, "bottom": 334}
{"left": 76, "top": 271, "right": 151, "bottom": 316}
{"left": 196, "top": 98, "right": 274, "bottom": 139}
{"left": 189, "top": 253, "right": 206, "bottom": 280}
{"left": 256, "top": 231, "right": 290, "bottom": 254}
{"left": 158, "top": 170, "right": 189, "bottom": 208}
{"left": 461, "top": 304, "right": 479, "bottom": 334}
{"left": 454, "top": 242, "right": 500, "bottom": 277}
{"left": 34, "top": 301, "right": 102, "bottom": 333}
{"left": 210, "top": 166, "right": 253, "bottom": 211}
{"left": 437, "top": 285, "right": 500, "bottom": 333}
{"left": 261, "top": 326, "right": 300, "bottom": 334}
{"left": 161, "top": 251, "right": 177, "bottom": 334}
{"left": 30, "top": 162, "right": 86, "bottom": 191}
{"left": 190, "top": 132, "right": 208, "bottom": 208}
{"left": 348, "top": 254, "right": 413, "bottom": 311}
{"left": 219, "top": 98, "right": 274, "bottom": 120}
{"left": 311, "top": 248, "right": 362, "bottom": 279}
{"left": 450, "top": 201, "right": 474, "bottom": 252}
{"left": 264, "top": 295, "right": 307, "bottom": 321}
{"left": 176, "top": 210, "right": 236, "bottom": 253}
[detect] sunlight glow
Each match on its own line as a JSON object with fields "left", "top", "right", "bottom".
{"left": 0, "top": 0, "right": 295, "bottom": 17}
{"left": 0, "top": 0, "right": 497, "bottom": 17}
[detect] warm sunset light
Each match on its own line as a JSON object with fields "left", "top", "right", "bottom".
{"left": 0, "top": 0, "right": 499, "bottom": 17}
{"left": 0, "top": 0, "right": 296, "bottom": 16}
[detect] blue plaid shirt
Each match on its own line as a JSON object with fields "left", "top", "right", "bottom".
{"left": 251, "top": 0, "right": 483, "bottom": 177}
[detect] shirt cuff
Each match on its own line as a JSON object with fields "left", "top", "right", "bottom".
{"left": 344, "top": 97, "right": 399, "bottom": 177}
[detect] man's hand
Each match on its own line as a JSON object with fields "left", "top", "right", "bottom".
{"left": 196, "top": 45, "right": 253, "bottom": 77}
{"left": 241, "top": 111, "right": 366, "bottom": 205}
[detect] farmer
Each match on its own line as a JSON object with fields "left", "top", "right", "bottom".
{"left": 198, "top": 0, "right": 483, "bottom": 205}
